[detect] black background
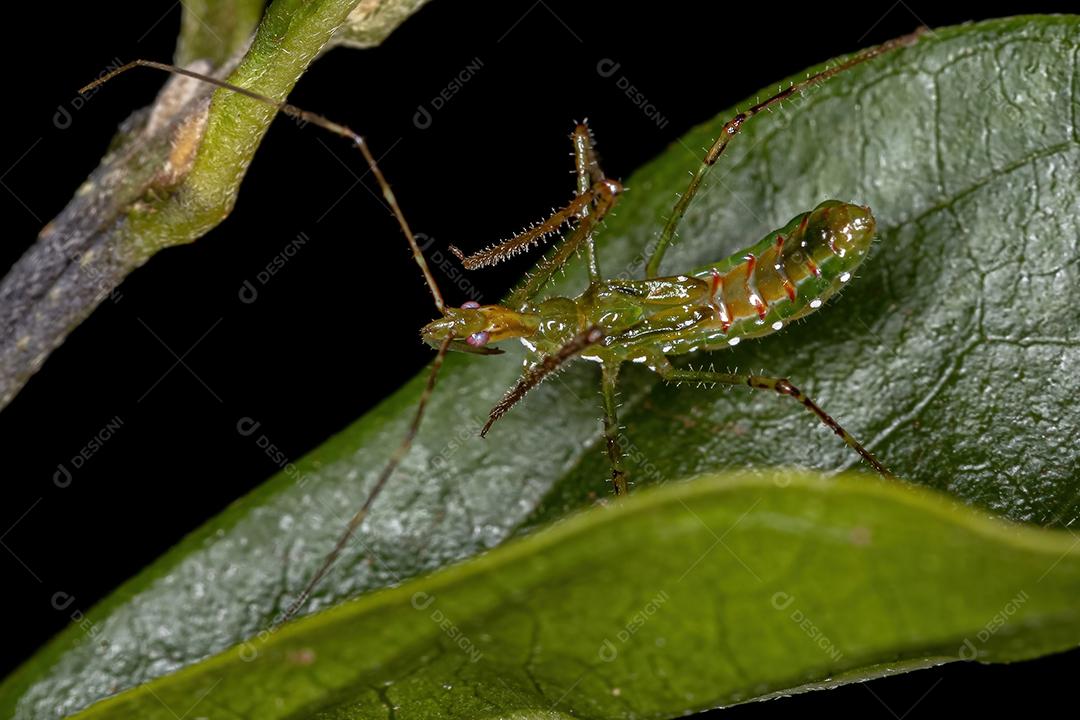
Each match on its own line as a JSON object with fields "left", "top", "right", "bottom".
{"left": 0, "top": 1, "right": 1074, "bottom": 717}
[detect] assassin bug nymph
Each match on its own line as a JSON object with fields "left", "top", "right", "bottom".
{"left": 82, "top": 28, "right": 921, "bottom": 623}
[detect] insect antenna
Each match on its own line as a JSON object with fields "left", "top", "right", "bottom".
{"left": 281, "top": 333, "right": 455, "bottom": 624}
{"left": 82, "top": 60, "right": 458, "bottom": 623}
{"left": 481, "top": 325, "right": 605, "bottom": 436}
{"left": 81, "top": 59, "right": 447, "bottom": 314}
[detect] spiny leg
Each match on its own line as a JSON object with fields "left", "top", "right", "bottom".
{"left": 448, "top": 180, "right": 614, "bottom": 270}
{"left": 481, "top": 325, "right": 605, "bottom": 437}
{"left": 573, "top": 122, "right": 604, "bottom": 283}
{"left": 600, "top": 362, "right": 629, "bottom": 495}
{"left": 645, "top": 29, "right": 923, "bottom": 278}
{"left": 506, "top": 180, "right": 620, "bottom": 307}
{"left": 450, "top": 124, "right": 622, "bottom": 304}
{"left": 81, "top": 60, "right": 447, "bottom": 313}
{"left": 655, "top": 362, "right": 893, "bottom": 479}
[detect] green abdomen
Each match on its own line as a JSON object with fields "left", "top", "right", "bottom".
{"left": 599, "top": 200, "right": 877, "bottom": 360}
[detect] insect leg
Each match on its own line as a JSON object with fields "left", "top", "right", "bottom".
{"left": 449, "top": 175, "right": 621, "bottom": 275}
{"left": 449, "top": 188, "right": 595, "bottom": 269}
{"left": 573, "top": 122, "right": 604, "bottom": 284}
{"left": 644, "top": 29, "right": 923, "bottom": 278}
{"left": 449, "top": 123, "right": 621, "bottom": 290}
{"left": 655, "top": 362, "right": 894, "bottom": 479}
{"left": 480, "top": 325, "right": 605, "bottom": 437}
{"left": 506, "top": 180, "right": 621, "bottom": 307}
{"left": 600, "top": 362, "right": 629, "bottom": 495}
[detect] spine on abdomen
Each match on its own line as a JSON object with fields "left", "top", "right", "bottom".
{"left": 698, "top": 200, "right": 876, "bottom": 341}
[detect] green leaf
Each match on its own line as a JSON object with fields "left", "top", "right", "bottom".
{"left": 531, "top": 13, "right": 1080, "bottom": 529}
{"left": 63, "top": 474, "right": 1080, "bottom": 718}
{"left": 4, "top": 14, "right": 1080, "bottom": 718}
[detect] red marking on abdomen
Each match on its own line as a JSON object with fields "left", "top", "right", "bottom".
{"left": 805, "top": 256, "right": 821, "bottom": 278}
{"left": 797, "top": 213, "right": 810, "bottom": 236}
{"left": 709, "top": 268, "right": 731, "bottom": 332}
{"left": 744, "top": 253, "right": 768, "bottom": 321}
{"left": 774, "top": 235, "right": 797, "bottom": 302}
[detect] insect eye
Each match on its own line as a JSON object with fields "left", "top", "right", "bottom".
{"left": 461, "top": 301, "right": 481, "bottom": 309}
{"left": 466, "top": 331, "right": 490, "bottom": 347}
